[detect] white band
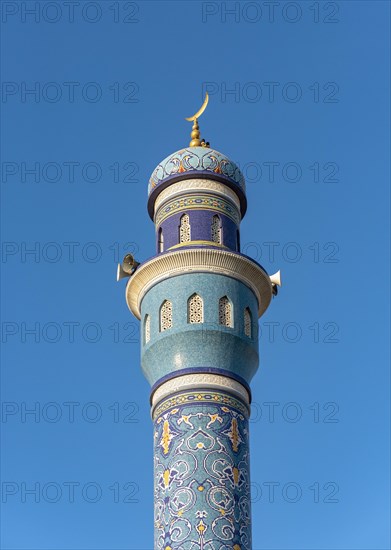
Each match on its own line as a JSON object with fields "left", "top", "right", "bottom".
{"left": 151, "top": 373, "right": 250, "bottom": 415}
{"left": 154, "top": 178, "right": 241, "bottom": 215}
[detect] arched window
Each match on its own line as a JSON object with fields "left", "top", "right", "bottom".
{"left": 188, "top": 293, "right": 203, "bottom": 324}
{"left": 244, "top": 307, "right": 252, "bottom": 338}
{"left": 236, "top": 229, "right": 240, "bottom": 252}
{"left": 144, "top": 314, "right": 151, "bottom": 344}
{"left": 160, "top": 300, "right": 173, "bottom": 332}
{"left": 219, "top": 296, "right": 233, "bottom": 327}
{"left": 158, "top": 228, "right": 164, "bottom": 253}
{"left": 211, "top": 215, "right": 222, "bottom": 244}
{"left": 179, "top": 214, "right": 191, "bottom": 243}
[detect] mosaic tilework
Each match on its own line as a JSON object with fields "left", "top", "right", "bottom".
{"left": 121, "top": 135, "right": 276, "bottom": 550}
{"left": 140, "top": 272, "right": 260, "bottom": 387}
{"left": 148, "top": 147, "right": 246, "bottom": 195}
{"left": 158, "top": 210, "right": 239, "bottom": 253}
{"left": 153, "top": 390, "right": 251, "bottom": 550}
{"left": 155, "top": 193, "right": 240, "bottom": 227}
{"left": 153, "top": 390, "right": 249, "bottom": 419}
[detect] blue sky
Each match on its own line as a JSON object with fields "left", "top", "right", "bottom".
{"left": 1, "top": 1, "right": 390, "bottom": 548}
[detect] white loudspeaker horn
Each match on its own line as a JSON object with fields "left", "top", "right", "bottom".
{"left": 117, "top": 263, "right": 130, "bottom": 282}
{"left": 270, "top": 270, "right": 282, "bottom": 287}
{"left": 116, "top": 253, "right": 140, "bottom": 282}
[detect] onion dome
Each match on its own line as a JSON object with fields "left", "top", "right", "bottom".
{"left": 147, "top": 147, "right": 247, "bottom": 219}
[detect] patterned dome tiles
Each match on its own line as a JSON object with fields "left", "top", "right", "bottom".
{"left": 148, "top": 147, "right": 246, "bottom": 196}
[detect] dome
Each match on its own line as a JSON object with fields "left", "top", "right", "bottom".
{"left": 147, "top": 147, "right": 246, "bottom": 218}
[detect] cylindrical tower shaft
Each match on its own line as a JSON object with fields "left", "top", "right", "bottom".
{"left": 153, "top": 382, "right": 251, "bottom": 549}
{"left": 121, "top": 138, "right": 279, "bottom": 549}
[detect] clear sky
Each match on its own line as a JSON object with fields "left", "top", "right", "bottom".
{"left": 1, "top": 1, "right": 390, "bottom": 549}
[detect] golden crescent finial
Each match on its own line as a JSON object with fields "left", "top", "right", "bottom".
{"left": 185, "top": 92, "right": 209, "bottom": 122}
{"left": 185, "top": 93, "right": 210, "bottom": 147}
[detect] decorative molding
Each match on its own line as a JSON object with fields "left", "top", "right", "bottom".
{"left": 153, "top": 389, "right": 249, "bottom": 420}
{"left": 150, "top": 367, "right": 252, "bottom": 402}
{"left": 148, "top": 172, "right": 247, "bottom": 220}
{"left": 151, "top": 374, "right": 250, "bottom": 413}
{"left": 126, "top": 248, "right": 272, "bottom": 319}
{"left": 154, "top": 193, "right": 240, "bottom": 227}
{"left": 154, "top": 179, "right": 241, "bottom": 215}
{"left": 167, "top": 240, "right": 228, "bottom": 251}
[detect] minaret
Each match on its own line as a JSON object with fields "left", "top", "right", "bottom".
{"left": 118, "top": 95, "right": 281, "bottom": 550}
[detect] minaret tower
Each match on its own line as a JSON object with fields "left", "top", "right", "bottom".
{"left": 118, "top": 94, "right": 281, "bottom": 550}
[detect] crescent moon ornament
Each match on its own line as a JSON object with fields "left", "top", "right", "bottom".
{"left": 185, "top": 92, "right": 209, "bottom": 122}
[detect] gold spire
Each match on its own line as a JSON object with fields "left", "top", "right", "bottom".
{"left": 185, "top": 93, "right": 210, "bottom": 148}
{"left": 190, "top": 119, "right": 201, "bottom": 147}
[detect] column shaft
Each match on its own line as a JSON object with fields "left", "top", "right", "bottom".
{"left": 153, "top": 386, "right": 252, "bottom": 550}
